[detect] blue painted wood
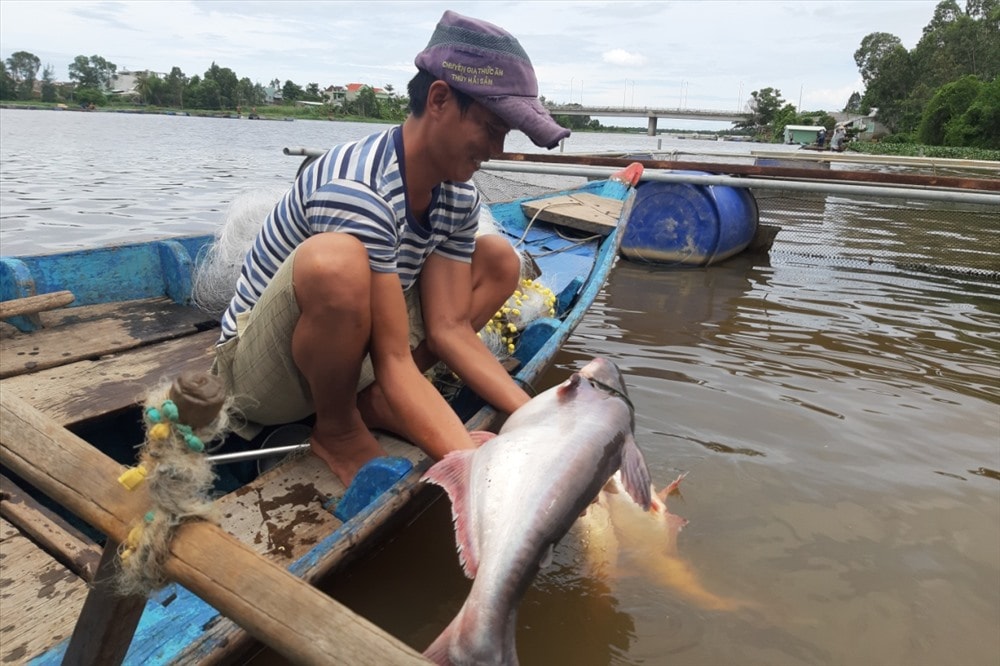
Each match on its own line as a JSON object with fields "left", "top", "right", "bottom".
{"left": 24, "top": 179, "right": 636, "bottom": 665}
{"left": 0, "top": 256, "right": 41, "bottom": 331}
{"left": 0, "top": 235, "right": 213, "bottom": 308}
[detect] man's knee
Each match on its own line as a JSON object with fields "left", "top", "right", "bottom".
{"left": 293, "top": 233, "right": 372, "bottom": 309}
{"left": 473, "top": 234, "right": 521, "bottom": 290}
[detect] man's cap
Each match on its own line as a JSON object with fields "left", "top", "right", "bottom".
{"left": 415, "top": 10, "right": 570, "bottom": 149}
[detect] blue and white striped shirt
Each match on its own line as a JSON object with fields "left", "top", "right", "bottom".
{"left": 219, "top": 126, "right": 480, "bottom": 342}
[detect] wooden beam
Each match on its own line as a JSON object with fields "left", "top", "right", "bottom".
{"left": 62, "top": 541, "right": 146, "bottom": 665}
{"left": 0, "top": 392, "right": 426, "bottom": 665}
{"left": 0, "top": 473, "right": 101, "bottom": 580}
{"left": 499, "top": 151, "right": 1000, "bottom": 192}
{"left": 0, "top": 291, "right": 75, "bottom": 319}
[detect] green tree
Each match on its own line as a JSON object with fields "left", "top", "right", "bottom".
{"left": 844, "top": 91, "right": 863, "bottom": 113}
{"left": 355, "top": 85, "right": 378, "bottom": 117}
{"left": 74, "top": 87, "right": 106, "bottom": 107}
{"left": 165, "top": 67, "right": 187, "bottom": 107}
{"left": 918, "top": 74, "right": 982, "bottom": 143}
{"left": 204, "top": 62, "right": 238, "bottom": 108}
{"left": 281, "top": 79, "right": 304, "bottom": 103}
{"left": 68, "top": 55, "right": 117, "bottom": 90}
{"left": 6, "top": 50, "right": 41, "bottom": 100}
{"left": 854, "top": 32, "right": 915, "bottom": 131}
{"left": 0, "top": 62, "right": 14, "bottom": 100}
{"left": 733, "top": 87, "right": 786, "bottom": 140}
{"left": 40, "top": 64, "right": 57, "bottom": 102}
{"left": 949, "top": 75, "right": 1000, "bottom": 148}
{"left": 305, "top": 82, "right": 321, "bottom": 101}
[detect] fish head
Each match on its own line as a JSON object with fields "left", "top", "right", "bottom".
{"left": 578, "top": 357, "right": 628, "bottom": 396}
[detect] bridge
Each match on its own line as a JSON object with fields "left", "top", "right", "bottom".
{"left": 543, "top": 104, "right": 749, "bottom": 135}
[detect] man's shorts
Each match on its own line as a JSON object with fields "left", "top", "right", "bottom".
{"left": 212, "top": 248, "right": 425, "bottom": 440}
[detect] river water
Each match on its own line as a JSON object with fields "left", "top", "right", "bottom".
{"left": 2, "top": 110, "right": 998, "bottom": 665}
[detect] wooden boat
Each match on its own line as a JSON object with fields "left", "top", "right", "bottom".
{"left": 0, "top": 165, "right": 641, "bottom": 664}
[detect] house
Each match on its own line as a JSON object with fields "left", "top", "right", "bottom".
{"left": 344, "top": 83, "right": 389, "bottom": 102}
{"left": 324, "top": 85, "right": 346, "bottom": 107}
{"left": 110, "top": 69, "right": 168, "bottom": 95}
{"left": 262, "top": 86, "right": 283, "bottom": 105}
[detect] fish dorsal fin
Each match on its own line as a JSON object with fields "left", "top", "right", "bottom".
{"left": 556, "top": 373, "right": 583, "bottom": 401}
{"left": 421, "top": 449, "right": 480, "bottom": 578}
{"left": 619, "top": 433, "right": 652, "bottom": 511}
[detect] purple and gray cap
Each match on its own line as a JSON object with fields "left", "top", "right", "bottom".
{"left": 415, "top": 10, "right": 570, "bottom": 149}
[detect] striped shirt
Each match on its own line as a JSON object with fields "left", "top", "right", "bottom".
{"left": 219, "top": 126, "right": 480, "bottom": 343}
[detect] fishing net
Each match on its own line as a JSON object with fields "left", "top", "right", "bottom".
{"left": 753, "top": 189, "right": 1000, "bottom": 281}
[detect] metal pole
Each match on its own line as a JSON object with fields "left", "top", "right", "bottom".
{"left": 480, "top": 161, "right": 1000, "bottom": 205}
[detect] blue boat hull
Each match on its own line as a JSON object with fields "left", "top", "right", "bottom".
{"left": 620, "top": 176, "right": 759, "bottom": 266}
{"left": 5, "top": 175, "right": 637, "bottom": 665}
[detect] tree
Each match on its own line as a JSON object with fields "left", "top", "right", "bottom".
{"left": 281, "top": 79, "right": 304, "bottom": 103}
{"left": 165, "top": 67, "right": 187, "bottom": 107}
{"left": 918, "top": 74, "right": 982, "bottom": 143}
{"left": 0, "top": 62, "right": 14, "bottom": 100}
{"left": 355, "top": 85, "right": 378, "bottom": 117}
{"left": 68, "top": 55, "right": 117, "bottom": 90}
{"left": 732, "top": 87, "right": 786, "bottom": 140}
{"left": 204, "top": 62, "right": 238, "bottom": 108}
{"left": 6, "top": 50, "right": 41, "bottom": 100}
{"left": 854, "top": 32, "right": 914, "bottom": 131}
{"left": 844, "top": 91, "right": 863, "bottom": 114}
{"left": 40, "top": 65, "right": 58, "bottom": 102}
{"left": 948, "top": 75, "right": 1000, "bottom": 148}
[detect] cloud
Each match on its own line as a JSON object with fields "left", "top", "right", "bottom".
{"left": 601, "top": 49, "right": 647, "bottom": 67}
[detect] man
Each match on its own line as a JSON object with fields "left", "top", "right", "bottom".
{"left": 213, "top": 10, "right": 570, "bottom": 487}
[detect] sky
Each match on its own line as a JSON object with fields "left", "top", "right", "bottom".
{"left": 0, "top": 0, "right": 939, "bottom": 128}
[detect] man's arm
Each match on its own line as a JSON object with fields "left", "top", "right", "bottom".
{"left": 419, "top": 252, "right": 530, "bottom": 416}
{"left": 368, "top": 271, "right": 476, "bottom": 459}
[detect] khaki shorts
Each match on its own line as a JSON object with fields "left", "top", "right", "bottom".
{"left": 212, "top": 248, "right": 425, "bottom": 440}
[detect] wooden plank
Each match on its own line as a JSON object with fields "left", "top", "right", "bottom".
{"left": 500, "top": 151, "right": 1000, "bottom": 191}
{"left": 0, "top": 291, "right": 75, "bottom": 319}
{"left": 63, "top": 541, "right": 146, "bottom": 666}
{"left": 0, "top": 517, "right": 90, "bottom": 665}
{"left": 521, "top": 192, "right": 622, "bottom": 236}
{"left": 216, "top": 434, "right": 428, "bottom": 561}
{"left": 0, "top": 474, "right": 101, "bottom": 580}
{"left": 1, "top": 328, "right": 219, "bottom": 426}
{"left": 0, "top": 393, "right": 426, "bottom": 665}
{"left": 0, "top": 298, "right": 217, "bottom": 379}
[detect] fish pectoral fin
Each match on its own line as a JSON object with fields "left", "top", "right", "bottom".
{"left": 421, "top": 449, "right": 481, "bottom": 578}
{"left": 539, "top": 543, "right": 555, "bottom": 569}
{"left": 619, "top": 433, "right": 653, "bottom": 510}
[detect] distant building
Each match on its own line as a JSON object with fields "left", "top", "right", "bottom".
{"left": 345, "top": 83, "right": 389, "bottom": 102}
{"left": 262, "top": 86, "right": 283, "bottom": 104}
{"left": 110, "top": 69, "right": 168, "bottom": 95}
{"left": 324, "top": 85, "right": 347, "bottom": 107}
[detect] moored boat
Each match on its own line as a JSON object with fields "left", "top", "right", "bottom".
{"left": 0, "top": 164, "right": 640, "bottom": 664}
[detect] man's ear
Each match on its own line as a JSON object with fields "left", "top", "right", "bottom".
{"left": 426, "top": 80, "right": 451, "bottom": 119}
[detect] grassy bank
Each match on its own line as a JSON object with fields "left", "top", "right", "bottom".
{"left": 847, "top": 141, "right": 1000, "bottom": 162}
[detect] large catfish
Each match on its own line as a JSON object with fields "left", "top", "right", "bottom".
{"left": 423, "top": 357, "right": 652, "bottom": 666}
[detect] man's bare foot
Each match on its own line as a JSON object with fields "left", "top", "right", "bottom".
{"left": 309, "top": 423, "right": 386, "bottom": 487}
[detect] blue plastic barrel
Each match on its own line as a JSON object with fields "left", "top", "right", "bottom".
{"left": 620, "top": 174, "right": 759, "bottom": 266}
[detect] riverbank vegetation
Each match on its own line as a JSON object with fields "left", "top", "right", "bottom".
{"left": 737, "top": 0, "right": 998, "bottom": 151}
{"left": 1, "top": 0, "right": 996, "bottom": 157}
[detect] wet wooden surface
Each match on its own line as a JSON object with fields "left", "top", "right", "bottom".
{"left": 0, "top": 297, "right": 433, "bottom": 663}
{"left": 0, "top": 517, "right": 89, "bottom": 664}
